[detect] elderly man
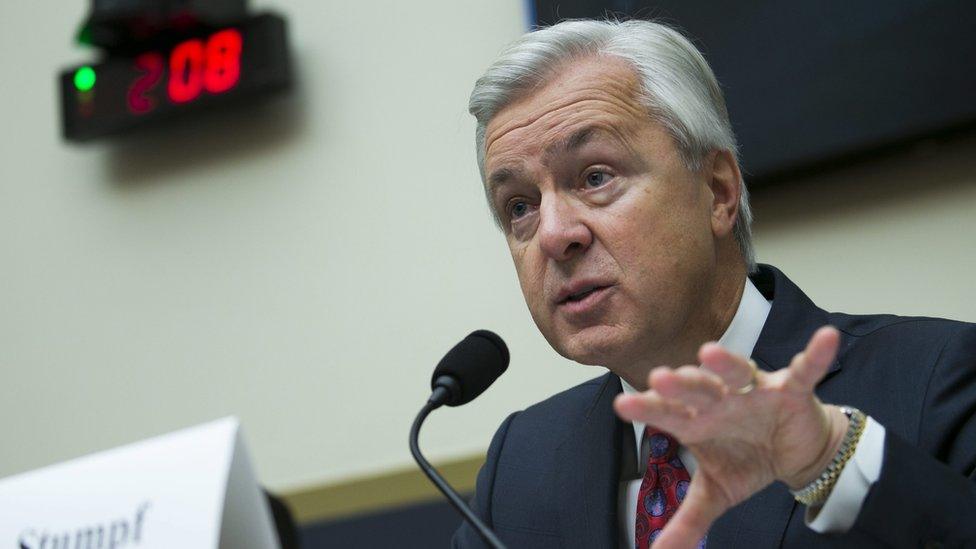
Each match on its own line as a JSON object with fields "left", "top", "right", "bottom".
{"left": 453, "top": 19, "right": 976, "bottom": 549}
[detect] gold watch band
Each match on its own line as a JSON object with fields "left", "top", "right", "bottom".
{"left": 791, "top": 406, "right": 867, "bottom": 507}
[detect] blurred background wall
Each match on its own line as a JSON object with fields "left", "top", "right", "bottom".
{"left": 1, "top": 0, "right": 974, "bottom": 541}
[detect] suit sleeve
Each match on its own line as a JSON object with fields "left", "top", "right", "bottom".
{"left": 851, "top": 324, "right": 976, "bottom": 547}
{"left": 452, "top": 411, "right": 519, "bottom": 548}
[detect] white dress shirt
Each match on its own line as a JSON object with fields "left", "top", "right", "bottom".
{"left": 618, "top": 279, "right": 886, "bottom": 547}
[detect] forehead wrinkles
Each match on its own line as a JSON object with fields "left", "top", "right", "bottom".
{"left": 486, "top": 99, "right": 644, "bottom": 167}
{"left": 484, "top": 60, "right": 647, "bottom": 166}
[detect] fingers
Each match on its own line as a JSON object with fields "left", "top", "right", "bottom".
{"left": 787, "top": 326, "right": 840, "bottom": 391}
{"left": 698, "top": 342, "right": 754, "bottom": 392}
{"left": 614, "top": 366, "right": 727, "bottom": 427}
{"left": 650, "top": 366, "right": 728, "bottom": 411}
{"left": 697, "top": 325, "right": 840, "bottom": 395}
{"left": 651, "top": 479, "right": 723, "bottom": 549}
{"left": 616, "top": 325, "right": 840, "bottom": 437}
{"left": 614, "top": 389, "right": 693, "bottom": 430}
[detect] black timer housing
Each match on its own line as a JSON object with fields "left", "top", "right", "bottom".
{"left": 60, "top": 2, "right": 293, "bottom": 142}
{"left": 79, "top": 0, "right": 248, "bottom": 51}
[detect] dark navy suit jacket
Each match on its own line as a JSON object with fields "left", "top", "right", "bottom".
{"left": 454, "top": 265, "right": 976, "bottom": 548}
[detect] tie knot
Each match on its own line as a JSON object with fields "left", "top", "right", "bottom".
{"left": 643, "top": 428, "right": 679, "bottom": 464}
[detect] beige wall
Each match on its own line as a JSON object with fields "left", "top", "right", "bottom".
{"left": 1, "top": 0, "right": 974, "bottom": 497}
{"left": 753, "top": 134, "right": 976, "bottom": 322}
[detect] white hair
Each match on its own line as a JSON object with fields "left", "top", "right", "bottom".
{"left": 468, "top": 19, "right": 756, "bottom": 272}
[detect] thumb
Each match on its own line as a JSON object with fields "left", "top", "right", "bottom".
{"left": 788, "top": 325, "right": 840, "bottom": 390}
{"left": 651, "top": 478, "right": 722, "bottom": 549}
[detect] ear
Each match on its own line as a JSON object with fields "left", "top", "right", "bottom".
{"left": 705, "top": 149, "right": 742, "bottom": 239}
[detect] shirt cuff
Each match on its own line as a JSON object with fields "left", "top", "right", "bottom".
{"left": 805, "top": 416, "right": 885, "bottom": 533}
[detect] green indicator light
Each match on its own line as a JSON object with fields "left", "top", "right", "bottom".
{"left": 74, "top": 67, "right": 96, "bottom": 92}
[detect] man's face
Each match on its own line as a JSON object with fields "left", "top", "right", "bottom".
{"left": 482, "top": 56, "right": 723, "bottom": 369}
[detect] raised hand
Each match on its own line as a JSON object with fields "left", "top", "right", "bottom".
{"left": 614, "top": 326, "right": 851, "bottom": 549}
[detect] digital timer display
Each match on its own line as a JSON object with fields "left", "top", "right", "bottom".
{"left": 60, "top": 13, "right": 291, "bottom": 142}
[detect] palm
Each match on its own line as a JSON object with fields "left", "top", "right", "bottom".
{"left": 614, "top": 326, "right": 845, "bottom": 548}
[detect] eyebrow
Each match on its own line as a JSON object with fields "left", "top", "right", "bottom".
{"left": 485, "top": 127, "right": 605, "bottom": 193}
{"left": 484, "top": 166, "right": 523, "bottom": 211}
{"left": 544, "top": 127, "right": 598, "bottom": 159}
{"left": 486, "top": 165, "right": 521, "bottom": 190}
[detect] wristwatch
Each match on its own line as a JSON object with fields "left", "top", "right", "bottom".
{"left": 790, "top": 406, "right": 867, "bottom": 507}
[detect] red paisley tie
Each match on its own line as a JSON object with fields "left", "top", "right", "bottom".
{"left": 634, "top": 428, "right": 704, "bottom": 548}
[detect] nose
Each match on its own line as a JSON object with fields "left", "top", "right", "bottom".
{"left": 537, "top": 194, "right": 592, "bottom": 262}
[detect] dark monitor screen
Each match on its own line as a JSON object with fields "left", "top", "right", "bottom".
{"left": 530, "top": 0, "right": 976, "bottom": 184}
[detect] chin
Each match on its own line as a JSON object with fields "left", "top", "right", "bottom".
{"left": 551, "top": 325, "right": 634, "bottom": 367}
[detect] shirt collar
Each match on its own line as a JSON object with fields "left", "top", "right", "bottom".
{"left": 620, "top": 277, "right": 772, "bottom": 450}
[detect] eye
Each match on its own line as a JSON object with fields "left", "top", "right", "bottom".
{"left": 507, "top": 199, "right": 531, "bottom": 220}
{"left": 584, "top": 170, "right": 613, "bottom": 188}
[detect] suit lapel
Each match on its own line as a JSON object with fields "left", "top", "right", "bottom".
{"left": 750, "top": 265, "right": 843, "bottom": 380}
{"left": 555, "top": 373, "right": 626, "bottom": 549}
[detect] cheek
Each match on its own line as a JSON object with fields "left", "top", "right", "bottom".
{"left": 511, "top": 245, "right": 559, "bottom": 337}
{"left": 600, "top": 189, "right": 673, "bottom": 260}
{"left": 510, "top": 243, "right": 545, "bottom": 306}
{"left": 603, "top": 186, "right": 708, "bottom": 284}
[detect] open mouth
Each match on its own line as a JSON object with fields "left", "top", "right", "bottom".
{"left": 559, "top": 285, "right": 608, "bottom": 304}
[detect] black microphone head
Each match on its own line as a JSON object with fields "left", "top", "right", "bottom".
{"left": 431, "top": 330, "right": 509, "bottom": 406}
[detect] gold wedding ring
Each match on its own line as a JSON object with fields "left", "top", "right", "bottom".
{"left": 734, "top": 359, "right": 759, "bottom": 395}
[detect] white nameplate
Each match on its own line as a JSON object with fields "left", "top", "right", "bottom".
{"left": 0, "top": 417, "right": 280, "bottom": 549}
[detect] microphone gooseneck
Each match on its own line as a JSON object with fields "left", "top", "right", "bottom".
{"left": 410, "top": 330, "right": 509, "bottom": 549}
{"left": 409, "top": 402, "right": 505, "bottom": 548}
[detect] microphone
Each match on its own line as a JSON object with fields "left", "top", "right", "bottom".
{"left": 409, "top": 330, "right": 509, "bottom": 549}
{"left": 429, "top": 329, "right": 509, "bottom": 408}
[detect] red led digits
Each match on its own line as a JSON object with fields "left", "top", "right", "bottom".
{"left": 167, "top": 39, "right": 206, "bottom": 103}
{"left": 128, "top": 52, "right": 164, "bottom": 114}
{"left": 126, "top": 28, "right": 243, "bottom": 111}
{"left": 167, "top": 29, "right": 243, "bottom": 103}
{"left": 204, "top": 29, "right": 243, "bottom": 93}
